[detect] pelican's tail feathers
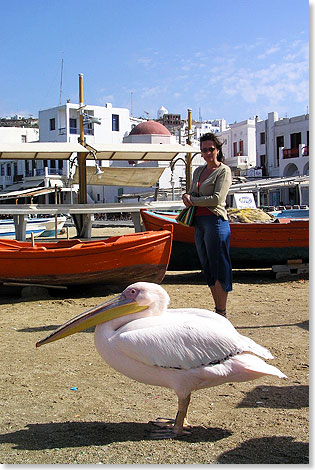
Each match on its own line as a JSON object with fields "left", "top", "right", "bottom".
{"left": 233, "top": 353, "right": 287, "bottom": 380}
{"left": 241, "top": 335, "right": 274, "bottom": 360}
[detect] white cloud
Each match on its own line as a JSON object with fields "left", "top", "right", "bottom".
{"left": 257, "top": 46, "right": 281, "bottom": 59}
{"left": 136, "top": 57, "right": 154, "bottom": 68}
{"left": 140, "top": 85, "right": 167, "bottom": 98}
{"left": 127, "top": 36, "right": 308, "bottom": 120}
{"left": 98, "top": 94, "right": 114, "bottom": 104}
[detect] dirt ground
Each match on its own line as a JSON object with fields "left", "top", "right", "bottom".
{"left": 0, "top": 226, "right": 309, "bottom": 464}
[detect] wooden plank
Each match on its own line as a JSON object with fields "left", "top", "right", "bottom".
{"left": 272, "top": 263, "right": 309, "bottom": 279}
{"left": 3, "top": 282, "right": 68, "bottom": 290}
{"left": 272, "top": 263, "right": 308, "bottom": 272}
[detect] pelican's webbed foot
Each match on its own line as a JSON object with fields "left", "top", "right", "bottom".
{"left": 149, "top": 417, "right": 191, "bottom": 430}
{"left": 148, "top": 395, "right": 192, "bottom": 439}
{"left": 148, "top": 416, "right": 192, "bottom": 439}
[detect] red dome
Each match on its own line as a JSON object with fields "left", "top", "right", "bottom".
{"left": 130, "top": 120, "right": 171, "bottom": 136}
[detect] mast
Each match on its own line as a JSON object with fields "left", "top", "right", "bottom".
{"left": 185, "top": 108, "right": 193, "bottom": 191}
{"left": 78, "top": 73, "right": 87, "bottom": 204}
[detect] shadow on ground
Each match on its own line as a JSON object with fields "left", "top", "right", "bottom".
{"left": 237, "top": 385, "right": 309, "bottom": 409}
{"left": 164, "top": 269, "right": 307, "bottom": 286}
{"left": 0, "top": 267, "right": 307, "bottom": 304}
{"left": 217, "top": 436, "right": 309, "bottom": 464}
{"left": 0, "top": 421, "right": 231, "bottom": 450}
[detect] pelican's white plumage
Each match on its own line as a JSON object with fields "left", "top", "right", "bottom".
{"left": 37, "top": 281, "right": 287, "bottom": 438}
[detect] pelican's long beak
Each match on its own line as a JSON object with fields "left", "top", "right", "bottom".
{"left": 36, "top": 293, "right": 148, "bottom": 348}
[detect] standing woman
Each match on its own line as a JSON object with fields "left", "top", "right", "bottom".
{"left": 182, "top": 132, "right": 232, "bottom": 316}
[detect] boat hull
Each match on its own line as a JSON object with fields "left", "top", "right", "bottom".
{"left": 140, "top": 210, "right": 309, "bottom": 269}
{"left": 0, "top": 229, "right": 173, "bottom": 287}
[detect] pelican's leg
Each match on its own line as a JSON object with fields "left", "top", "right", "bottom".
{"left": 149, "top": 394, "right": 192, "bottom": 439}
{"left": 174, "top": 394, "right": 191, "bottom": 435}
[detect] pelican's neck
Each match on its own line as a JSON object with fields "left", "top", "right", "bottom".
{"left": 95, "top": 309, "right": 150, "bottom": 336}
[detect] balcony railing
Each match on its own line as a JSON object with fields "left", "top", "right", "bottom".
{"left": 283, "top": 148, "right": 299, "bottom": 159}
{"left": 84, "top": 127, "right": 94, "bottom": 135}
{"left": 25, "top": 169, "right": 45, "bottom": 177}
{"left": 48, "top": 168, "right": 64, "bottom": 176}
{"left": 25, "top": 168, "right": 64, "bottom": 177}
{"left": 225, "top": 155, "right": 251, "bottom": 169}
{"left": 69, "top": 127, "right": 94, "bottom": 135}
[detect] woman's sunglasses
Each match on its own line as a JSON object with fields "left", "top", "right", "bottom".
{"left": 201, "top": 147, "right": 216, "bottom": 153}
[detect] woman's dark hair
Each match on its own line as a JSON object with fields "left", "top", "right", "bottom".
{"left": 200, "top": 132, "right": 225, "bottom": 162}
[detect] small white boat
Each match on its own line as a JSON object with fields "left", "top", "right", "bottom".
{"left": 32, "top": 216, "right": 67, "bottom": 237}
{"left": 0, "top": 219, "right": 46, "bottom": 239}
{"left": 0, "top": 216, "right": 66, "bottom": 239}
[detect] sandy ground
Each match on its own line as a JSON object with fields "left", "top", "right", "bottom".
{"left": 0, "top": 226, "right": 309, "bottom": 464}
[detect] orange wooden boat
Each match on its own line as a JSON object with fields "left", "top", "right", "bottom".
{"left": 0, "top": 228, "right": 173, "bottom": 287}
{"left": 140, "top": 209, "right": 309, "bottom": 269}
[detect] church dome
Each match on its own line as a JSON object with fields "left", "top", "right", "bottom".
{"left": 129, "top": 120, "right": 171, "bottom": 136}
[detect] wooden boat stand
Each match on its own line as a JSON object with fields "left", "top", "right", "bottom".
{"left": 272, "top": 259, "right": 309, "bottom": 279}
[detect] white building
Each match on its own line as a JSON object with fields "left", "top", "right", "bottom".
{"left": 37, "top": 102, "right": 133, "bottom": 202}
{"left": 216, "top": 118, "right": 257, "bottom": 176}
{"left": 194, "top": 119, "right": 227, "bottom": 140}
{"left": 39, "top": 102, "right": 131, "bottom": 145}
{"left": 255, "top": 111, "right": 309, "bottom": 206}
{"left": 256, "top": 111, "right": 309, "bottom": 178}
{"left": 157, "top": 106, "right": 168, "bottom": 119}
{"left": 0, "top": 126, "right": 39, "bottom": 190}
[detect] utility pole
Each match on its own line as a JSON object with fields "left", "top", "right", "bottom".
{"left": 59, "top": 55, "right": 64, "bottom": 105}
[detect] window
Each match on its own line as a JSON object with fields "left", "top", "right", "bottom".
{"left": 290, "top": 132, "right": 301, "bottom": 149}
{"left": 260, "top": 154, "right": 266, "bottom": 166}
{"left": 7, "top": 165, "right": 11, "bottom": 176}
{"left": 112, "top": 114, "right": 119, "bottom": 131}
{"left": 260, "top": 132, "right": 265, "bottom": 144}
{"left": 50, "top": 118, "right": 56, "bottom": 131}
{"left": 69, "top": 118, "right": 77, "bottom": 134}
{"left": 239, "top": 140, "right": 244, "bottom": 154}
{"left": 276, "top": 135, "right": 284, "bottom": 166}
{"left": 233, "top": 142, "right": 237, "bottom": 156}
{"left": 21, "top": 135, "right": 27, "bottom": 143}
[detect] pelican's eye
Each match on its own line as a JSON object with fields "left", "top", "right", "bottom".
{"left": 123, "top": 286, "right": 140, "bottom": 300}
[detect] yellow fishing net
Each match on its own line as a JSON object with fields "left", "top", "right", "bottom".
{"left": 227, "top": 208, "right": 275, "bottom": 223}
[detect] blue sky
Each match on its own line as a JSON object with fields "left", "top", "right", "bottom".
{"left": 0, "top": 0, "right": 309, "bottom": 124}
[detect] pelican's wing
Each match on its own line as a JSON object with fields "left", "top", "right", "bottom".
{"left": 109, "top": 310, "right": 272, "bottom": 370}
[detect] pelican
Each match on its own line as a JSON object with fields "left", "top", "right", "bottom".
{"left": 36, "top": 282, "right": 286, "bottom": 438}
